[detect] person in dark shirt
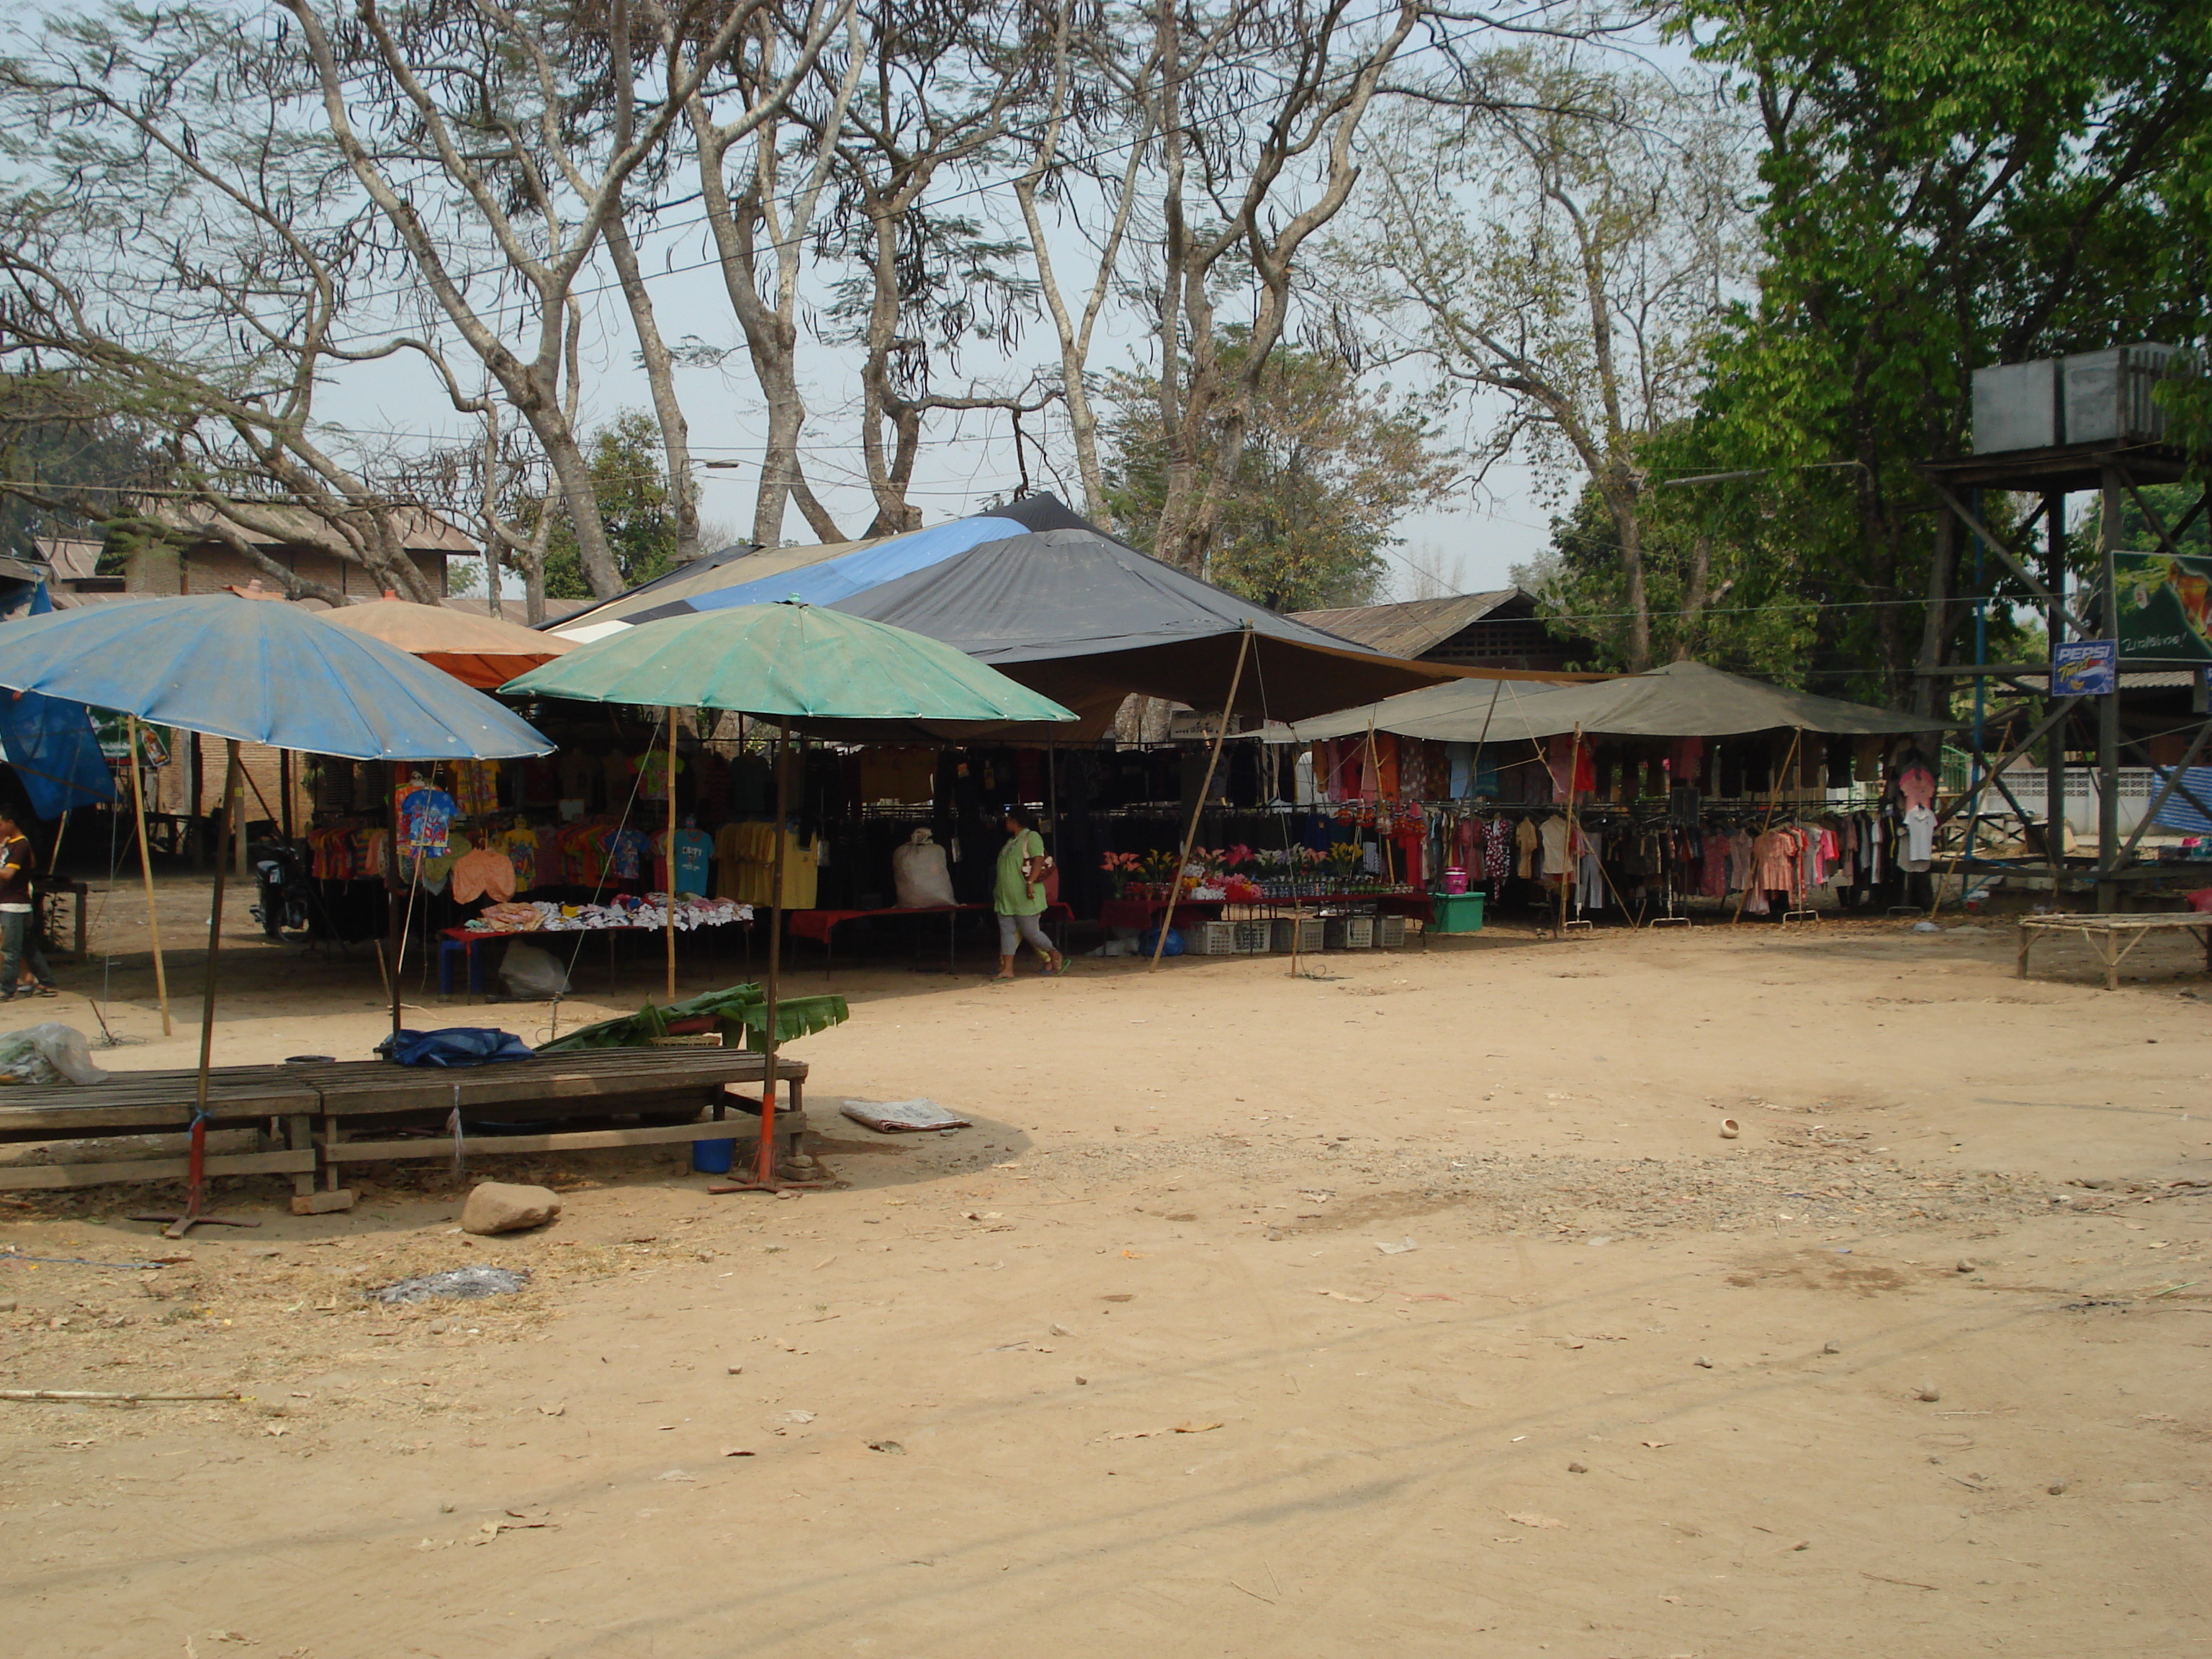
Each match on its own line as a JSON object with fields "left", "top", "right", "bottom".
{"left": 0, "top": 813, "right": 57, "bottom": 999}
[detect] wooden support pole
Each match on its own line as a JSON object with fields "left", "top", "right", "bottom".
{"left": 664, "top": 706, "right": 679, "bottom": 1004}
{"left": 126, "top": 719, "right": 171, "bottom": 1035}
{"left": 195, "top": 742, "right": 241, "bottom": 1119}
{"left": 1150, "top": 625, "right": 1253, "bottom": 971}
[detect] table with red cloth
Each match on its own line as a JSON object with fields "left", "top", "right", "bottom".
{"left": 787, "top": 902, "right": 1073, "bottom": 971}
{"left": 1097, "top": 896, "right": 1227, "bottom": 931}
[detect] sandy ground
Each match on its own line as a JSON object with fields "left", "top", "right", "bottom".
{"left": 1, "top": 878, "right": 2209, "bottom": 1658}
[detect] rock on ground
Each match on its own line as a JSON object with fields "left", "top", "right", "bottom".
{"left": 461, "top": 1181, "right": 562, "bottom": 1236}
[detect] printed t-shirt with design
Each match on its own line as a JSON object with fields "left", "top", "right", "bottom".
{"left": 397, "top": 786, "right": 459, "bottom": 856}
{"left": 671, "top": 827, "right": 713, "bottom": 895}
{"left": 639, "top": 749, "right": 685, "bottom": 801}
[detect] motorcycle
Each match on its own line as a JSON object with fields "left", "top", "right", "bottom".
{"left": 247, "top": 837, "right": 320, "bottom": 945}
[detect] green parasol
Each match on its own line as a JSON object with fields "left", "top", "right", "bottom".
{"left": 500, "top": 602, "right": 1080, "bottom": 724}
{"left": 502, "top": 603, "right": 1076, "bottom": 1192}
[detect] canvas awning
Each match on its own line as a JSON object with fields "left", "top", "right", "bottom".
{"left": 549, "top": 495, "right": 1455, "bottom": 737}
{"left": 1270, "top": 660, "right": 1946, "bottom": 743}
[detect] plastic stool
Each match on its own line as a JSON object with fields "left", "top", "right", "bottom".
{"left": 436, "top": 936, "right": 491, "bottom": 997}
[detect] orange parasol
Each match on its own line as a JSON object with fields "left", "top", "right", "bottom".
{"left": 315, "top": 594, "right": 575, "bottom": 689}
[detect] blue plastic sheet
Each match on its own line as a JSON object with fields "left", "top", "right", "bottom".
{"left": 0, "top": 583, "right": 114, "bottom": 819}
{"left": 382, "top": 1028, "right": 536, "bottom": 1067}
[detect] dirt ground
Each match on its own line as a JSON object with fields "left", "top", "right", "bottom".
{"left": 2, "top": 878, "right": 2210, "bottom": 1658}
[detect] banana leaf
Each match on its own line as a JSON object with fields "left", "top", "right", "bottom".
{"left": 536, "top": 982, "right": 849, "bottom": 1054}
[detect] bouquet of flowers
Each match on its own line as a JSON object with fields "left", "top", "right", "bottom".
{"left": 1100, "top": 850, "right": 1142, "bottom": 898}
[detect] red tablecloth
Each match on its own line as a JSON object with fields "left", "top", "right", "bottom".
{"left": 787, "top": 903, "right": 979, "bottom": 945}
{"left": 786, "top": 902, "right": 1070, "bottom": 945}
{"left": 1097, "top": 897, "right": 1227, "bottom": 930}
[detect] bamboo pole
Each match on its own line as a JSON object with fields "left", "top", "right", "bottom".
{"left": 1150, "top": 625, "right": 1254, "bottom": 971}
{"left": 126, "top": 719, "right": 171, "bottom": 1035}
{"left": 664, "top": 706, "right": 679, "bottom": 1004}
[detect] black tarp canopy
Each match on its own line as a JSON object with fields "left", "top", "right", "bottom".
{"left": 552, "top": 496, "right": 1453, "bottom": 739}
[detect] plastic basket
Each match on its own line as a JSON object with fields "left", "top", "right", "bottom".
{"left": 1232, "top": 920, "right": 1272, "bottom": 954}
{"left": 1269, "top": 917, "right": 1325, "bottom": 955}
{"left": 1187, "top": 920, "right": 1241, "bottom": 955}
{"left": 1376, "top": 914, "right": 1408, "bottom": 949}
{"left": 1323, "top": 915, "right": 1375, "bottom": 950}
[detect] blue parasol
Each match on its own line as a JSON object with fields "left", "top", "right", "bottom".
{"left": 0, "top": 596, "right": 551, "bottom": 760}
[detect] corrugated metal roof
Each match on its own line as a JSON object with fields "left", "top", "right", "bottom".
{"left": 1290, "top": 590, "right": 1524, "bottom": 658}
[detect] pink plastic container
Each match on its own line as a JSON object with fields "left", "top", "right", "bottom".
{"left": 1442, "top": 867, "right": 1469, "bottom": 894}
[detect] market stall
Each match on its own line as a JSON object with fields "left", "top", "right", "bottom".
{"left": 1261, "top": 660, "right": 1950, "bottom": 929}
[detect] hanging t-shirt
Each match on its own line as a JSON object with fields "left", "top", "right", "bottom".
{"left": 671, "top": 827, "right": 713, "bottom": 896}
{"left": 500, "top": 825, "right": 539, "bottom": 895}
{"left": 607, "top": 827, "right": 649, "bottom": 881}
{"left": 1538, "top": 815, "right": 1570, "bottom": 878}
{"left": 639, "top": 748, "right": 685, "bottom": 801}
{"left": 1902, "top": 806, "right": 1936, "bottom": 871}
{"left": 397, "top": 786, "right": 459, "bottom": 856}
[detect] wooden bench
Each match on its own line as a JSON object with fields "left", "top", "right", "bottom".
{"left": 2016, "top": 911, "right": 2212, "bottom": 991}
{"left": 0, "top": 1065, "right": 321, "bottom": 1194}
{"left": 292, "top": 1050, "right": 808, "bottom": 1190}
{"left": 0, "top": 1049, "right": 808, "bottom": 1197}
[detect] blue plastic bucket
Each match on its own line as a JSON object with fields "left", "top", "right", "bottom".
{"left": 691, "top": 1138, "right": 737, "bottom": 1174}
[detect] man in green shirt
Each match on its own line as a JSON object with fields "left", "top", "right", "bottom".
{"left": 993, "top": 806, "right": 1063, "bottom": 979}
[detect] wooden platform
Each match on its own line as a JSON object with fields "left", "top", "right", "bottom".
{"left": 0, "top": 1049, "right": 808, "bottom": 1195}
{"left": 2015, "top": 912, "right": 2212, "bottom": 991}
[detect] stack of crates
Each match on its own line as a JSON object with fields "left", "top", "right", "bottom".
{"left": 1269, "top": 917, "right": 1325, "bottom": 955}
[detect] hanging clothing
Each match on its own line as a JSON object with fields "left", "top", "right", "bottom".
{"left": 449, "top": 844, "right": 516, "bottom": 904}
{"left": 1515, "top": 817, "right": 1540, "bottom": 879}
{"left": 1538, "top": 815, "right": 1570, "bottom": 879}
{"left": 1902, "top": 806, "right": 1936, "bottom": 871}
{"left": 396, "top": 785, "right": 458, "bottom": 856}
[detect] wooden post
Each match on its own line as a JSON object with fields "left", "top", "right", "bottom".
{"left": 1150, "top": 625, "right": 1253, "bottom": 971}
{"left": 753, "top": 724, "right": 791, "bottom": 1184}
{"left": 664, "top": 706, "right": 679, "bottom": 1003}
{"left": 126, "top": 718, "right": 172, "bottom": 1035}
{"left": 195, "top": 742, "right": 241, "bottom": 1117}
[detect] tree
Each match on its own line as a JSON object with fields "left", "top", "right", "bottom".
{"left": 1677, "top": 0, "right": 2212, "bottom": 698}
{"left": 541, "top": 412, "right": 684, "bottom": 600}
{"left": 0, "top": 9, "right": 470, "bottom": 602}
{"left": 277, "top": 0, "right": 842, "bottom": 596}
{"left": 1333, "top": 58, "right": 1749, "bottom": 670}
{"left": 1103, "top": 336, "right": 1454, "bottom": 611}
{"left": 1137, "top": 0, "right": 1423, "bottom": 580}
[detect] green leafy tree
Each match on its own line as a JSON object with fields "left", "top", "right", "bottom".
{"left": 541, "top": 412, "right": 683, "bottom": 601}
{"left": 1102, "top": 339, "right": 1455, "bottom": 613}
{"left": 1676, "top": 0, "right": 2212, "bottom": 698}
